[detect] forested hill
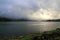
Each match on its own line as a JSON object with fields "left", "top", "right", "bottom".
{"left": 0, "top": 17, "right": 31, "bottom": 22}
{"left": 45, "top": 19, "right": 60, "bottom": 22}
{"left": 0, "top": 17, "right": 60, "bottom": 22}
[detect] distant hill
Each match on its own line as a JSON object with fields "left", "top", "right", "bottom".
{"left": 43, "top": 19, "right": 60, "bottom": 22}
{"left": 0, "top": 17, "right": 32, "bottom": 22}
{"left": 0, "top": 17, "right": 60, "bottom": 22}
{"left": 0, "top": 17, "right": 12, "bottom": 21}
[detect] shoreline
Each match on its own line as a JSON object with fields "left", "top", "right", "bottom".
{"left": 0, "top": 28, "right": 60, "bottom": 40}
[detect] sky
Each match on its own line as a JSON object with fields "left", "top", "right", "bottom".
{"left": 0, "top": 0, "right": 60, "bottom": 20}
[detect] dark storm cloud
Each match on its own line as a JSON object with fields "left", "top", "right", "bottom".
{"left": 0, "top": 0, "right": 60, "bottom": 20}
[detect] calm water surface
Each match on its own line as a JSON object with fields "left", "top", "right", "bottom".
{"left": 0, "top": 22, "right": 60, "bottom": 36}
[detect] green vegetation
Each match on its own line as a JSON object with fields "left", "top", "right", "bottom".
{"left": 0, "top": 28, "right": 60, "bottom": 40}
{"left": 1, "top": 17, "right": 60, "bottom": 22}
{"left": 44, "top": 19, "right": 60, "bottom": 22}
{"left": 0, "top": 17, "right": 31, "bottom": 22}
{"left": 0, "top": 17, "right": 12, "bottom": 21}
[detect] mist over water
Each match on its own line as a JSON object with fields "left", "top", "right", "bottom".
{"left": 0, "top": 0, "right": 60, "bottom": 20}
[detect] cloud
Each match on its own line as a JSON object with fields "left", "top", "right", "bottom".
{"left": 0, "top": 0, "right": 60, "bottom": 20}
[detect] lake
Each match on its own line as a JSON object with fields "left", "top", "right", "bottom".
{"left": 0, "top": 22, "right": 60, "bottom": 36}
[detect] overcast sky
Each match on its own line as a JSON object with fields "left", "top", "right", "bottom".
{"left": 0, "top": 0, "right": 60, "bottom": 20}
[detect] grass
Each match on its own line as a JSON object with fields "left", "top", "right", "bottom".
{"left": 0, "top": 28, "right": 60, "bottom": 40}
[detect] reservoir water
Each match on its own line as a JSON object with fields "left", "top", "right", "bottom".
{"left": 0, "top": 22, "right": 60, "bottom": 36}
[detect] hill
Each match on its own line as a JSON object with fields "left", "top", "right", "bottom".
{"left": 0, "top": 17, "right": 60, "bottom": 22}
{"left": 44, "top": 19, "right": 60, "bottom": 22}
{"left": 0, "top": 17, "right": 32, "bottom": 22}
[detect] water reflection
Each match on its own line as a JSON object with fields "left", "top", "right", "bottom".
{"left": 26, "top": 22, "right": 60, "bottom": 32}
{"left": 0, "top": 22, "right": 60, "bottom": 36}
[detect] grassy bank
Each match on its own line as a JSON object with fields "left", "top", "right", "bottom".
{"left": 0, "top": 28, "right": 60, "bottom": 40}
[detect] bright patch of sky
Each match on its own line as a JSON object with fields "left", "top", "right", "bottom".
{"left": 0, "top": 0, "right": 60, "bottom": 20}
